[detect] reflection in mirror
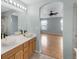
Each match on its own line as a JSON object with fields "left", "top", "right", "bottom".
{"left": 1, "top": 15, "right": 18, "bottom": 37}
{"left": 1, "top": 5, "right": 27, "bottom": 39}
{"left": 1, "top": 6, "right": 19, "bottom": 38}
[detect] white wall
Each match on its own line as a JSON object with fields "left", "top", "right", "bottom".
{"left": 73, "top": 2, "right": 77, "bottom": 48}
{"left": 47, "top": 17, "right": 62, "bottom": 35}
{"left": 18, "top": 13, "right": 27, "bottom": 31}
{"left": 41, "top": 17, "right": 63, "bottom": 35}
{"left": 23, "top": 6, "right": 41, "bottom": 52}
{"left": 61, "top": 0, "right": 73, "bottom": 59}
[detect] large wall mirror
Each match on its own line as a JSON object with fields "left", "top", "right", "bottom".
{"left": 1, "top": 6, "right": 18, "bottom": 36}
{"left": 1, "top": 0, "right": 27, "bottom": 38}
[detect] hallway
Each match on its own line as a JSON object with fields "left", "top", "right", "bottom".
{"left": 41, "top": 33, "right": 63, "bottom": 59}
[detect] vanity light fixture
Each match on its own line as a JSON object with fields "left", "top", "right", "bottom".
{"left": 22, "top": 6, "right": 25, "bottom": 9}
{"left": 9, "top": 0, "right": 12, "bottom": 4}
{"left": 17, "top": 3, "right": 20, "bottom": 7}
{"left": 13, "top": 2, "right": 17, "bottom": 6}
{"left": 20, "top": 5, "right": 21, "bottom": 8}
{"left": 20, "top": 5, "right": 22, "bottom": 8}
{"left": 4, "top": 0, "right": 8, "bottom": 3}
{"left": 24, "top": 8, "right": 26, "bottom": 10}
{"left": 3, "top": 0, "right": 27, "bottom": 11}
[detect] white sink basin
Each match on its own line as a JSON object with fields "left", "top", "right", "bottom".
{"left": 24, "top": 33, "right": 33, "bottom": 38}
{"left": 1, "top": 36, "right": 17, "bottom": 46}
{"left": 1, "top": 35, "right": 27, "bottom": 46}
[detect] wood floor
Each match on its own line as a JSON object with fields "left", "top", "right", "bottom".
{"left": 41, "top": 33, "right": 63, "bottom": 59}
{"left": 30, "top": 53, "right": 55, "bottom": 59}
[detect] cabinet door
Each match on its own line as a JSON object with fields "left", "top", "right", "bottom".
{"left": 8, "top": 56, "right": 15, "bottom": 59}
{"left": 30, "top": 42, "right": 33, "bottom": 55}
{"left": 24, "top": 47, "right": 29, "bottom": 59}
{"left": 15, "top": 50, "right": 23, "bottom": 59}
{"left": 1, "top": 53, "right": 15, "bottom": 59}
{"left": 33, "top": 39, "right": 36, "bottom": 52}
{"left": 29, "top": 40, "right": 33, "bottom": 57}
{"left": 1, "top": 54, "right": 7, "bottom": 59}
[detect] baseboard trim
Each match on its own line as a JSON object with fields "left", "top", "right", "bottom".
{"left": 41, "top": 32, "right": 62, "bottom": 36}
{"left": 35, "top": 50, "right": 42, "bottom": 54}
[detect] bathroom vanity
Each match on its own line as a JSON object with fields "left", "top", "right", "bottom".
{"left": 1, "top": 33, "right": 36, "bottom": 59}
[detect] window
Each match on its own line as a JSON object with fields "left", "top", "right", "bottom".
{"left": 60, "top": 19, "right": 63, "bottom": 31}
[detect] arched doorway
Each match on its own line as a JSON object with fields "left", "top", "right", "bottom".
{"left": 39, "top": 2, "right": 64, "bottom": 59}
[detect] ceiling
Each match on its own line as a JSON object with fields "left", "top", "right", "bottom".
{"left": 20, "top": 0, "right": 41, "bottom": 5}
{"left": 40, "top": 2, "right": 63, "bottom": 18}
{"left": 18, "top": 0, "right": 76, "bottom": 6}
{"left": 19, "top": 0, "right": 58, "bottom": 6}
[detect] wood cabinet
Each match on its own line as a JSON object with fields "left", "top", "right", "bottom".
{"left": 33, "top": 38, "right": 36, "bottom": 52}
{"left": 14, "top": 44, "right": 23, "bottom": 59}
{"left": 1, "top": 53, "right": 7, "bottom": 59}
{"left": 29, "top": 38, "right": 36, "bottom": 58}
{"left": 8, "top": 56, "right": 15, "bottom": 59}
{"left": 24, "top": 47, "right": 29, "bottom": 59}
{"left": 24, "top": 41, "right": 29, "bottom": 59}
{"left": 29, "top": 40, "right": 33, "bottom": 57}
{"left": 1, "top": 37, "right": 36, "bottom": 59}
{"left": 15, "top": 50, "right": 23, "bottom": 59}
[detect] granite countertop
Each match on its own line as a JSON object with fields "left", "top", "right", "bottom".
{"left": 1, "top": 33, "right": 36, "bottom": 55}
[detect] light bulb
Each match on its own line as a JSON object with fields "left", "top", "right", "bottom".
{"left": 4, "top": 0, "right": 8, "bottom": 3}
{"left": 13, "top": 2, "right": 16, "bottom": 6}
{"left": 22, "top": 6, "right": 24, "bottom": 9}
{"left": 17, "top": 3, "right": 20, "bottom": 7}
{"left": 9, "top": 0, "right": 12, "bottom": 4}
{"left": 19, "top": 5, "right": 21, "bottom": 8}
{"left": 20, "top": 5, "right": 22, "bottom": 8}
{"left": 24, "top": 8, "right": 26, "bottom": 10}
